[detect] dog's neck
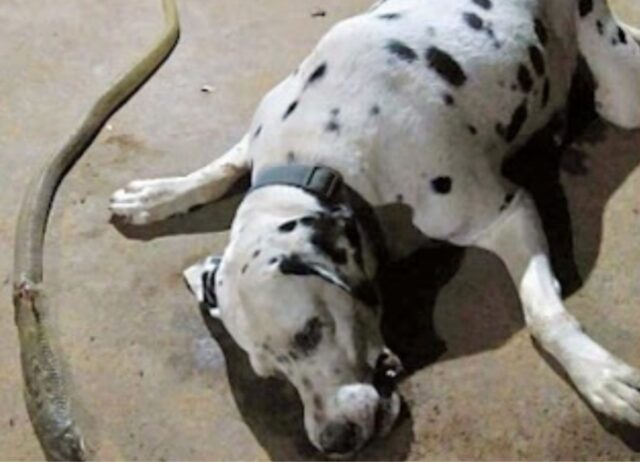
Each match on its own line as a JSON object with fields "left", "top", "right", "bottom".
{"left": 231, "top": 185, "right": 325, "bottom": 237}
{"left": 231, "top": 181, "right": 384, "bottom": 279}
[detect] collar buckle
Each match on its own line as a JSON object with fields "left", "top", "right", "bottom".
{"left": 304, "top": 166, "right": 343, "bottom": 201}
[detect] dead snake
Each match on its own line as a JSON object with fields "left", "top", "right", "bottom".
{"left": 12, "top": 1, "right": 179, "bottom": 459}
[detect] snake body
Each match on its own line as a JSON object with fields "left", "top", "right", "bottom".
{"left": 12, "top": 1, "right": 179, "bottom": 459}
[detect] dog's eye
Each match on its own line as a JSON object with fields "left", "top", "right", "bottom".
{"left": 278, "top": 220, "right": 297, "bottom": 232}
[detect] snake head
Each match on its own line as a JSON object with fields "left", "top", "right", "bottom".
{"left": 41, "top": 424, "right": 87, "bottom": 461}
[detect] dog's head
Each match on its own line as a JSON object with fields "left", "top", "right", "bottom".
{"left": 198, "top": 186, "right": 402, "bottom": 457}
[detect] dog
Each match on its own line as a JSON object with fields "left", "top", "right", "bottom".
{"left": 110, "top": 0, "right": 640, "bottom": 456}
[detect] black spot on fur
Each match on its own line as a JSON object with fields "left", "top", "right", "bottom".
{"left": 579, "top": 0, "right": 593, "bottom": 17}
{"left": 431, "top": 176, "right": 452, "bottom": 194}
{"left": 471, "top": 0, "right": 492, "bottom": 10}
{"left": 292, "top": 317, "right": 323, "bottom": 356}
{"left": 307, "top": 62, "right": 328, "bottom": 87}
{"left": 463, "top": 12, "right": 484, "bottom": 30}
{"left": 252, "top": 250, "right": 261, "bottom": 259}
{"left": 287, "top": 151, "right": 296, "bottom": 163}
{"left": 326, "top": 108, "right": 341, "bottom": 133}
{"left": 269, "top": 257, "right": 279, "bottom": 265}
{"left": 278, "top": 220, "right": 297, "bottom": 233}
{"left": 326, "top": 120, "right": 341, "bottom": 133}
{"left": 241, "top": 263, "right": 249, "bottom": 274}
{"left": 618, "top": 27, "right": 627, "bottom": 44}
{"left": 312, "top": 233, "right": 348, "bottom": 264}
{"left": 425, "top": 47, "right": 467, "bottom": 87}
{"left": 386, "top": 39, "right": 418, "bottom": 63}
{"left": 396, "top": 194, "right": 404, "bottom": 202}
{"left": 307, "top": 213, "right": 351, "bottom": 265}
{"left": 378, "top": 13, "right": 401, "bottom": 20}
{"left": 542, "top": 78, "right": 551, "bottom": 107}
{"left": 283, "top": 101, "right": 298, "bottom": 120}
{"left": 517, "top": 64, "right": 533, "bottom": 93}
{"left": 300, "top": 216, "right": 317, "bottom": 227}
{"left": 253, "top": 125, "right": 262, "bottom": 139}
{"left": 528, "top": 46, "right": 546, "bottom": 76}
{"left": 485, "top": 26, "right": 500, "bottom": 48}
{"left": 500, "top": 100, "right": 528, "bottom": 142}
{"left": 343, "top": 219, "right": 364, "bottom": 268}
{"left": 370, "top": 105, "right": 381, "bottom": 116}
{"left": 500, "top": 193, "right": 515, "bottom": 211}
{"left": 534, "top": 18, "right": 548, "bottom": 46}
{"left": 443, "top": 93, "right": 455, "bottom": 106}
{"left": 467, "top": 124, "right": 478, "bottom": 135}
{"left": 596, "top": 20, "right": 604, "bottom": 35}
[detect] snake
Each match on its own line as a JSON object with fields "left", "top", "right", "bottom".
{"left": 12, "top": 1, "right": 179, "bottom": 459}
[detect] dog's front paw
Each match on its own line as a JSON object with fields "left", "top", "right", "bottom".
{"left": 109, "top": 177, "right": 188, "bottom": 225}
{"left": 570, "top": 354, "right": 640, "bottom": 427}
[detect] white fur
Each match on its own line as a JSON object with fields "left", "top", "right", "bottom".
{"left": 111, "top": 0, "right": 640, "bottom": 454}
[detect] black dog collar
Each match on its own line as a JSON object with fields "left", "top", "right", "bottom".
{"left": 250, "top": 165, "right": 344, "bottom": 203}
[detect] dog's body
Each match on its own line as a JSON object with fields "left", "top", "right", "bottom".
{"left": 111, "top": 0, "right": 640, "bottom": 456}
{"left": 246, "top": 0, "right": 576, "bottom": 247}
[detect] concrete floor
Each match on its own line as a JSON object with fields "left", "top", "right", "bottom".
{"left": 1, "top": 0, "right": 640, "bottom": 460}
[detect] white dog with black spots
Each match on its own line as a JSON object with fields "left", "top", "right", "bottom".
{"left": 110, "top": 0, "right": 640, "bottom": 456}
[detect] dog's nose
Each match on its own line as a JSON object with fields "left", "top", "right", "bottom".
{"left": 319, "top": 420, "right": 360, "bottom": 455}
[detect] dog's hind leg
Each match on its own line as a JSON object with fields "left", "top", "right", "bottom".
{"left": 472, "top": 190, "right": 640, "bottom": 426}
{"left": 577, "top": 0, "right": 640, "bottom": 128}
{"left": 110, "top": 135, "right": 250, "bottom": 224}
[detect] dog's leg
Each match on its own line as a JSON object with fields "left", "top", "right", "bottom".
{"left": 473, "top": 191, "right": 640, "bottom": 426}
{"left": 577, "top": 0, "right": 640, "bottom": 128}
{"left": 110, "top": 135, "right": 250, "bottom": 224}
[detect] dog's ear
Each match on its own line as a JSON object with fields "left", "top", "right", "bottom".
{"left": 279, "top": 254, "right": 380, "bottom": 308}
{"left": 183, "top": 256, "right": 222, "bottom": 308}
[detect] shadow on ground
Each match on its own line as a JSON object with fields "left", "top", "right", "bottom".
{"left": 112, "top": 65, "right": 640, "bottom": 458}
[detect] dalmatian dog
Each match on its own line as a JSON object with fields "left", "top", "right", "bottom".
{"left": 110, "top": 0, "right": 640, "bottom": 456}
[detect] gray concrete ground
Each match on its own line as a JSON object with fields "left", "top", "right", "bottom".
{"left": 1, "top": 0, "right": 639, "bottom": 460}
